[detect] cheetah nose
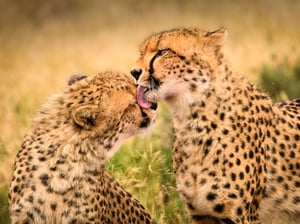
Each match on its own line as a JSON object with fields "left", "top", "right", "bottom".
{"left": 130, "top": 68, "right": 142, "bottom": 80}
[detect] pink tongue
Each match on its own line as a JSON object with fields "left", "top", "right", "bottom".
{"left": 137, "top": 86, "right": 152, "bottom": 109}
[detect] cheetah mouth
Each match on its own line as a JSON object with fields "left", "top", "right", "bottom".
{"left": 137, "top": 85, "right": 158, "bottom": 110}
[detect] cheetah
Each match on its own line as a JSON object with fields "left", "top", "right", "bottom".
{"left": 9, "top": 72, "right": 157, "bottom": 224}
{"left": 131, "top": 28, "right": 300, "bottom": 224}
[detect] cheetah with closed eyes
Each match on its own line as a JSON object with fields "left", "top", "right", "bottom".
{"left": 9, "top": 72, "right": 156, "bottom": 224}
{"left": 131, "top": 28, "right": 300, "bottom": 224}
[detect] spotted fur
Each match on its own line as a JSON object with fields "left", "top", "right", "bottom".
{"left": 9, "top": 72, "right": 156, "bottom": 224}
{"left": 132, "top": 28, "right": 300, "bottom": 224}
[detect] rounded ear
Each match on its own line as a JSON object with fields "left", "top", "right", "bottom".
{"left": 68, "top": 74, "right": 88, "bottom": 86}
{"left": 71, "top": 104, "right": 99, "bottom": 130}
{"left": 204, "top": 27, "right": 228, "bottom": 49}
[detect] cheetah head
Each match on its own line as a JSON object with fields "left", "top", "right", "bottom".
{"left": 131, "top": 27, "right": 227, "bottom": 109}
{"left": 35, "top": 72, "right": 156, "bottom": 160}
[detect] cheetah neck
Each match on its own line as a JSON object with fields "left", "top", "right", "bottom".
{"left": 166, "top": 67, "right": 241, "bottom": 126}
{"left": 169, "top": 66, "right": 272, "bottom": 159}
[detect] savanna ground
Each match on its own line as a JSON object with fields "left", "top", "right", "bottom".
{"left": 0, "top": 0, "right": 300, "bottom": 223}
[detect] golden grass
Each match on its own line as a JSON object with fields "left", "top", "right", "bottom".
{"left": 0, "top": 0, "right": 299, "bottom": 223}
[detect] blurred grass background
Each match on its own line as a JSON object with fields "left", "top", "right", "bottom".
{"left": 0, "top": 0, "right": 300, "bottom": 223}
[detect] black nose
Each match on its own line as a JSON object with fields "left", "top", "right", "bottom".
{"left": 130, "top": 68, "right": 142, "bottom": 80}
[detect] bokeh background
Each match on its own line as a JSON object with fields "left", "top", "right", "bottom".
{"left": 0, "top": 0, "right": 300, "bottom": 223}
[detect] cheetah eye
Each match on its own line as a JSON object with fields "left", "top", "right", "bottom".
{"left": 157, "top": 48, "right": 169, "bottom": 56}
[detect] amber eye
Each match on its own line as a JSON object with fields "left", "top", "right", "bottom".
{"left": 157, "top": 48, "right": 169, "bottom": 56}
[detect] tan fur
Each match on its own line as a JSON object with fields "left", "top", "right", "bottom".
{"left": 132, "top": 28, "right": 300, "bottom": 224}
{"left": 9, "top": 72, "right": 156, "bottom": 224}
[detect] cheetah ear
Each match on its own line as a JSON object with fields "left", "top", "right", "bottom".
{"left": 68, "top": 74, "right": 88, "bottom": 86}
{"left": 72, "top": 104, "right": 98, "bottom": 130}
{"left": 203, "top": 27, "right": 228, "bottom": 49}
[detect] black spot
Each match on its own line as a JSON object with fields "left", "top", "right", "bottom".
{"left": 212, "top": 184, "right": 219, "bottom": 190}
{"left": 199, "top": 101, "right": 206, "bottom": 107}
{"left": 191, "top": 172, "right": 197, "bottom": 181}
{"left": 40, "top": 174, "right": 49, "bottom": 186}
{"left": 211, "top": 122, "right": 218, "bottom": 129}
{"left": 239, "top": 189, "right": 244, "bottom": 197}
{"left": 279, "top": 143, "right": 285, "bottom": 150}
{"left": 220, "top": 113, "right": 225, "bottom": 121}
{"left": 74, "top": 192, "right": 81, "bottom": 198}
{"left": 222, "top": 129, "right": 229, "bottom": 135}
{"left": 190, "top": 83, "right": 197, "bottom": 90}
{"left": 50, "top": 166, "right": 57, "bottom": 171}
{"left": 213, "top": 158, "right": 219, "bottom": 165}
{"left": 223, "top": 183, "right": 230, "bottom": 189}
{"left": 192, "top": 112, "right": 198, "bottom": 119}
{"left": 140, "top": 117, "right": 150, "bottom": 128}
{"left": 279, "top": 151, "right": 285, "bottom": 158}
{"left": 231, "top": 173, "right": 236, "bottom": 181}
{"left": 196, "top": 127, "right": 203, "bottom": 133}
{"left": 245, "top": 165, "right": 250, "bottom": 173}
{"left": 208, "top": 171, "right": 216, "bottom": 177}
{"left": 205, "top": 138, "right": 213, "bottom": 146}
{"left": 70, "top": 218, "right": 77, "bottom": 224}
{"left": 201, "top": 115, "right": 208, "bottom": 121}
{"left": 293, "top": 196, "right": 300, "bottom": 204}
{"left": 13, "top": 186, "right": 19, "bottom": 193}
{"left": 27, "top": 211, "right": 34, "bottom": 220}
{"left": 236, "top": 207, "right": 243, "bottom": 216}
{"left": 214, "top": 203, "right": 224, "bottom": 213}
{"left": 39, "top": 157, "right": 47, "bottom": 162}
{"left": 50, "top": 203, "right": 57, "bottom": 211}
{"left": 277, "top": 176, "right": 284, "bottom": 183}
{"left": 200, "top": 178, "right": 207, "bottom": 184}
{"left": 289, "top": 151, "right": 295, "bottom": 158}
{"left": 207, "top": 192, "right": 217, "bottom": 200}
{"left": 228, "top": 193, "right": 237, "bottom": 199}
{"left": 31, "top": 185, "right": 36, "bottom": 191}
{"left": 27, "top": 195, "right": 34, "bottom": 203}
{"left": 249, "top": 150, "right": 254, "bottom": 159}
{"left": 32, "top": 165, "right": 38, "bottom": 171}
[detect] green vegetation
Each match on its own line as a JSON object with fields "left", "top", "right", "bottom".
{"left": 0, "top": 140, "right": 10, "bottom": 223}
{"left": 0, "top": 186, "right": 10, "bottom": 224}
{"left": 258, "top": 55, "right": 300, "bottom": 102}
{"left": 107, "top": 104, "right": 191, "bottom": 223}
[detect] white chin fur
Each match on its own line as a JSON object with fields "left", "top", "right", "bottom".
{"left": 144, "top": 90, "right": 160, "bottom": 103}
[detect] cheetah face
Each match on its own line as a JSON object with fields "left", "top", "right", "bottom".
{"left": 68, "top": 72, "right": 157, "bottom": 158}
{"left": 33, "top": 72, "right": 156, "bottom": 160}
{"left": 131, "top": 28, "right": 227, "bottom": 108}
